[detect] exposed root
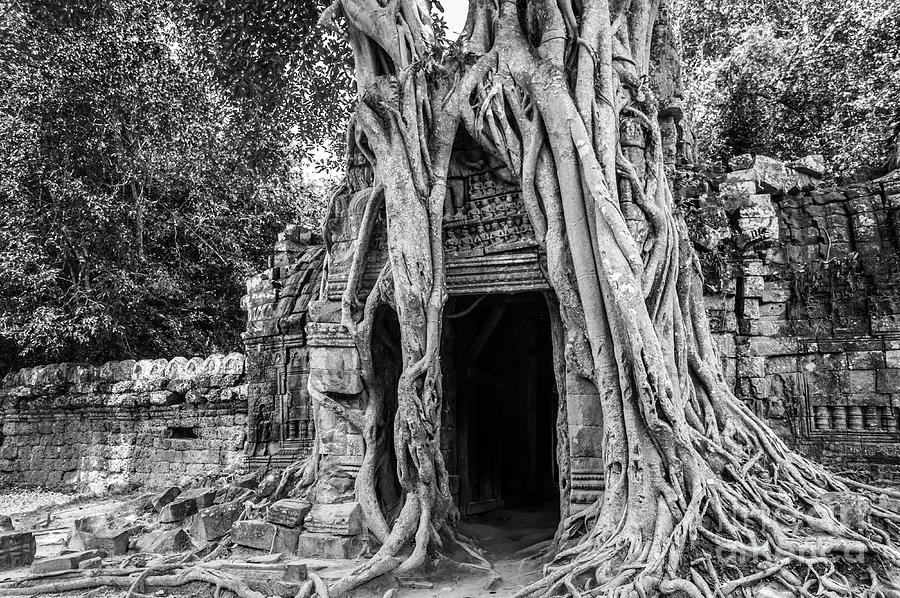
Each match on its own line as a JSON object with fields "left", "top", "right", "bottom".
{"left": 314, "top": 0, "right": 900, "bottom": 597}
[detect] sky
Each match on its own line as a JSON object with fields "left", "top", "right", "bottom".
{"left": 442, "top": 1, "right": 469, "bottom": 39}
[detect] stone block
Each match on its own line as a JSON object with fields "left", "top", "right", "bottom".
{"left": 719, "top": 181, "right": 757, "bottom": 208}
{"left": 877, "top": 369, "right": 900, "bottom": 393}
{"left": 0, "top": 531, "right": 36, "bottom": 570}
{"left": 90, "top": 528, "right": 134, "bottom": 555}
{"left": 840, "top": 370, "right": 876, "bottom": 395}
{"left": 0, "top": 515, "right": 13, "bottom": 531}
{"left": 31, "top": 550, "right": 102, "bottom": 574}
{"left": 232, "top": 520, "right": 300, "bottom": 553}
{"left": 567, "top": 425, "right": 603, "bottom": 458}
{"left": 136, "top": 529, "right": 193, "bottom": 554}
{"left": 749, "top": 337, "right": 798, "bottom": 357}
{"left": 152, "top": 486, "right": 182, "bottom": 511}
{"left": 747, "top": 156, "right": 790, "bottom": 194}
{"left": 79, "top": 556, "right": 102, "bottom": 569}
{"left": 306, "top": 323, "right": 363, "bottom": 394}
{"left": 304, "top": 503, "right": 362, "bottom": 536}
{"left": 790, "top": 154, "right": 825, "bottom": 178}
{"left": 566, "top": 392, "right": 602, "bottom": 427}
{"left": 181, "top": 487, "right": 217, "bottom": 510}
{"left": 160, "top": 496, "right": 198, "bottom": 523}
{"left": 847, "top": 351, "right": 885, "bottom": 370}
{"left": 295, "top": 533, "right": 363, "bottom": 559}
{"left": 232, "top": 472, "right": 259, "bottom": 489}
{"left": 149, "top": 391, "right": 180, "bottom": 405}
{"left": 887, "top": 350, "right": 900, "bottom": 368}
{"left": 190, "top": 500, "right": 244, "bottom": 543}
{"left": 267, "top": 500, "right": 312, "bottom": 529}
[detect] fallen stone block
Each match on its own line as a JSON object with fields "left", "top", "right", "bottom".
{"left": 152, "top": 486, "right": 182, "bottom": 511}
{"left": 31, "top": 550, "right": 103, "bottom": 574}
{"left": 79, "top": 556, "right": 102, "bottom": 569}
{"left": 190, "top": 500, "right": 244, "bottom": 543}
{"left": 232, "top": 473, "right": 259, "bottom": 490}
{"left": 304, "top": 503, "right": 362, "bottom": 536}
{"left": 160, "top": 496, "right": 198, "bottom": 523}
{"left": 90, "top": 527, "right": 135, "bottom": 555}
{"left": 266, "top": 499, "right": 311, "bottom": 528}
{"left": 136, "top": 528, "right": 193, "bottom": 554}
{"left": 67, "top": 531, "right": 94, "bottom": 552}
{"left": 0, "top": 531, "right": 36, "bottom": 570}
{"left": 181, "top": 487, "right": 217, "bottom": 510}
{"left": 73, "top": 514, "right": 109, "bottom": 533}
{"left": 232, "top": 520, "right": 300, "bottom": 553}
{"left": 791, "top": 154, "right": 826, "bottom": 178}
{"left": 295, "top": 532, "right": 362, "bottom": 559}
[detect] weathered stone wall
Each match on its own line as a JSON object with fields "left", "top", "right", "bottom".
{"left": 691, "top": 157, "right": 900, "bottom": 476}
{"left": 0, "top": 354, "right": 247, "bottom": 492}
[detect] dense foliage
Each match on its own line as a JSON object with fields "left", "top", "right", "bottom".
{"left": 0, "top": 0, "right": 348, "bottom": 372}
{"left": 679, "top": 0, "right": 900, "bottom": 177}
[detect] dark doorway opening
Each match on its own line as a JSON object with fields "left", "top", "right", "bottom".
{"left": 444, "top": 292, "right": 559, "bottom": 523}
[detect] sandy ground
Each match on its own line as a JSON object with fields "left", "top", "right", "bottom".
{"left": 0, "top": 487, "right": 556, "bottom": 597}
{"left": 0, "top": 488, "right": 84, "bottom": 518}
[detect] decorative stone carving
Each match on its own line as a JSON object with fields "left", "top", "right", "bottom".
{"left": 306, "top": 323, "right": 363, "bottom": 395}
{"left": 303, "top": 503, "right": 362, "bottom": 536}
{"left": 164, "top": 357, "right": 188, "bottom": 380}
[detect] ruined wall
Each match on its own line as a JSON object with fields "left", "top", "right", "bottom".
{"left": 691, "top": 157, "right": 900, "bottom": 476}
{"left": 0, "top": 354, "right": 247, "bottom": 491}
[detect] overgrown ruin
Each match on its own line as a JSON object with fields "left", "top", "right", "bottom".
{"left": 4, "top": 0, "right": 900, "bottom": 596}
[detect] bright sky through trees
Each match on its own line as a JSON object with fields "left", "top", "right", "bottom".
{"left": 442, "top": 1, "right": 468, "bottom": 39}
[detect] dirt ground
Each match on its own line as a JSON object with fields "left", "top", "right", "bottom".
{"left": 0, "top": 488, "right": 556, "bottom": 597}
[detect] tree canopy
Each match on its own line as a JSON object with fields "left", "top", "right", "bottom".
{"left": 679, "top": 0, "right": 900, "bottom": 177}
{"left": 0, "top": 0, "right": 349, "bottom": 371}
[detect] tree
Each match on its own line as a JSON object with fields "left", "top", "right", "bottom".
{"left": 0, "top": 0, "right": 333, "bottom": 371}
{"left": 303, "top": 1, "right": 900, "bottom": 596}
{"left": 679, "top": 0, "right": 900, "bottom": 178}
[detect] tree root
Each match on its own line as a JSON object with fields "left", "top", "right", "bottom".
{"left": 0, "top": 565, "right": 267, "bottom": 598}
{"left": 316, "top": 1, "right": 900, "bottom": 597}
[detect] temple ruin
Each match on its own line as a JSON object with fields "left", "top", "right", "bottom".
{"left": 2, "top": 150, "right": 899, "bottom": 573}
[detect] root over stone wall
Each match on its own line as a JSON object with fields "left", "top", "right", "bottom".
{"left": 0, "top": 354, "right": 247, "bottom": 492}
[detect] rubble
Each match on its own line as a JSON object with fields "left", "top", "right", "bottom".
{"left": 232, "top": 520, "right": 301, "bottom": 553}
{"left": 159, "top": 495, "right": 198, "bottom": 523}
{"left": 0, "top": 531, "right": 35, "bottom": 570}
{"left": 151, "top": 486, "right": 181, "bottom": 511}
{"left": 266, "top": 499, "right": 312, "bottom": 528}
{"left": 190, "top": 500, "right": 244, "bottom": 543}
{"left": 31, "top": 549, "right": 104, "bottom": 574}
{"left": 135, "top": 528, "right": 193, "bottom": 553}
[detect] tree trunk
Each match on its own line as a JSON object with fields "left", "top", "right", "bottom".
{"left": 314, "top": 1, "right": 900, "bottom": 596}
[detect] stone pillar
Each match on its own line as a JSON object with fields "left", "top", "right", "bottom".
{"left": 302, "top": 320, "right": 367, "bottom": 556}
{"left": 306, "top": 321, "right": 365, "bottom": 503}
{"left": 565, "top": 373, "right": 604, "bottom": 512}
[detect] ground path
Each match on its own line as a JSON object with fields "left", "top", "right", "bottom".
{"left": 0, "top": 488, "right": 555, "bottom": 597}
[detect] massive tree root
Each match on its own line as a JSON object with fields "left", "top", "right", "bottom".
{"left": 314, "top": 0, "right": 900, "bottom": 597}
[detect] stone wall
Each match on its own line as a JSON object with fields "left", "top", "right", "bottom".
{"left": 689, "top": 156, "right": 900, "bottom": 476}
{"left": 0, "top": 354, "right": 247, "bottom": 492}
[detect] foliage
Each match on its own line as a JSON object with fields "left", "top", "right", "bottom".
{"left": 678, "top": 0, "right": 900, "bottom": 177}
{"left": 0, "top": 0, "right": 334, "bottom": 372}
{"left": 181, "top": 0, "right": 354, "bottom": 171}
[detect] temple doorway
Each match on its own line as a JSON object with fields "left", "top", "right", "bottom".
{"left": 443, "top": 292, "right": 560, "bottom": 523}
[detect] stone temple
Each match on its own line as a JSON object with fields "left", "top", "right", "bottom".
{"left": 242, "top": 139, "right": 900, "bottom": 549}
{"left": 2, "top": 141, "right": 900, "bottom": 562}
